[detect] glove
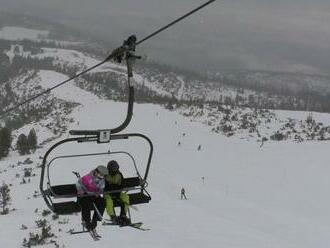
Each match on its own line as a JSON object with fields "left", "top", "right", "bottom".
{"left": 77, "top": 189, "right": 84, "bottom": 196}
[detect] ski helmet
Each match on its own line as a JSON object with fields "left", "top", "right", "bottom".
{"left": 107, "top": 160, "right": 119, "bottom": 173}
{"left": 96, "top": 165, "right": 108, "bottom": 176}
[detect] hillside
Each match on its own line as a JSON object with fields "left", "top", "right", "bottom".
{"left": 1, "top": 73, "right": 330, "bottom": 247}
{"left": 1, "top": 13, "right": 330, "bottom": 118}
{"left": 1, "top": 23, "right": 330, "bottom": 143}
{"left": 1, "top": 17, "right": 330, "bottom": 248}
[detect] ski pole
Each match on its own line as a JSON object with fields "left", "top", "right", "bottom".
{"left": 93, "top": 202, "right": 104, "bottom": 222}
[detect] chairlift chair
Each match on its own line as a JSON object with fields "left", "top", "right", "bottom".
{"left": 40, "top": 131, "right": 153, "bottom": 215}
{"left": 40, "top": 39, "right": 153, "bottom": 215}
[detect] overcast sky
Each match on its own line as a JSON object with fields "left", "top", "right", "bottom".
{"left": 1, "top": 0, "right": 330, "bottom": 75}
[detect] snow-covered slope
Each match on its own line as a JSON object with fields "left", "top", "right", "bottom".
{"left": 0, "top": 27, "right": 49, "bottom": 41}
{"left": 1, "top": 73, "right": 330, "bottom": 248}
{"left": 2, "top": 24, "right": 330, "bottom": 116}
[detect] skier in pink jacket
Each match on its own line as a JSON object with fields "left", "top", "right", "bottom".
{"left": 76, "top": 165, "right": 108, "bottom": 231}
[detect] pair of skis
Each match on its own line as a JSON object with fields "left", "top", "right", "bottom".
{"left": 70, "top": 221, "right": 150, "bottom": 241}
{"left": 70, "top": 229, "right": 102, "bottom": 241}
{"left": 102, "top": 220, "right": 150, "bottom": 231}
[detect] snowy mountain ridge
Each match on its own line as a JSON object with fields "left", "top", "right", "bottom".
{"left": 2, "top": 24, "right": 330, "bottom": 115}
{"left": 1, "top": 25, "right": 330, "bottom": 248}
{"left": 1, "top": 68, "right": 330, "bottom": 247}
{"left": 2, "top": 26, "right": 330, "bottom": 144}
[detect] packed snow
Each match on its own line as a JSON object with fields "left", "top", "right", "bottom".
{"left": 1, "top": 24, "right": 330, "bottom": 248}
{"left": 1, "top": 71, "right": 330, "bottom": 247}
{"left": 0, "top": 27, "right": 49, "bottom": 41}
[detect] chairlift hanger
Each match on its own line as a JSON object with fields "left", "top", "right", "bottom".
{"left": 39, "top": 36, "right": 149, "bottom": 214}
{"left": 38, "top": 0, "right": 216, "bottom": 215}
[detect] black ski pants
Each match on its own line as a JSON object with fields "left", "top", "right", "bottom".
{"left": 77, "top": 195, "right": 105, "bottom": 230}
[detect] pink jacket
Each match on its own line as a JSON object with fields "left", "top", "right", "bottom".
{"left": 76, "top": 171, "right": 105, "bottom": 195}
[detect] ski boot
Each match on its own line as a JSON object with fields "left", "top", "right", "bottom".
{"left": 110, "top": 215, "right": 119, "bottom": 224}
{"left": 82, "top": 220, "right": 93, "bottom": 231}
{"left": 118, "top": 215, "right": 131, "bottom": 226}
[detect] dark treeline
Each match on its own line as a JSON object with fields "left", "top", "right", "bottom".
{"left": 79, "top": 72, "right": 177, "bottom": 106}
{"left": 207, "top": 71, "right": 330, "bottom": 113}
{"left": 0, "top": 125, "right": 39, "bottom": 159}
{"left": 0, "top": 50, "right": 77, "bottom": 130}
{"left": 2, "top": 39, "right": 330, "bottom": 120}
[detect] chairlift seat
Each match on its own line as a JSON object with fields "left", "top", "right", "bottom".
{"left": 52, "top": 192, "right": 150, "bottom": 215}
{"left": 50, "top": 180, "right": 150, "bottom": 214}
{"left": 48, "top": 177, "right": 144, "bottom": 198}
{"left": 121, "top": 177, "right": 143, "bottom": 188}
{"left": 53, "top": 201, "right": 81, "bottom": 215}
{"left": 49, "top": 184, "right": 77, "bottom": 197}
{"left": 123, "top": 192, "right": 151, "bottom": 206}
{"left": 104, "top": 177, "right": 143, "bottom": 191}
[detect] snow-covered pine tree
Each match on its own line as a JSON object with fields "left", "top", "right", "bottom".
{"left": 0, "top": 182, "right": 11, "bottom": 215}
{"left": 0, "top": 126, "right": 12, "bottom": 159}
{"left": 27, "top": 128, "right": 38, "bottom": 152}
{"left": 16, "top": 133, "right": 29, "bottom": 155}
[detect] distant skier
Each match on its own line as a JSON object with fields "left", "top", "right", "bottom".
{"left": 260, "top": 137, "right": 267, "bottom": 148}
{"left": 181, "top": 187, "right": 187, "bottom": 200}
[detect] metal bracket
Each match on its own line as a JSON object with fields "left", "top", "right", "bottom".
{"left": 97, "top": 129, "right": 111, "bottom": 143}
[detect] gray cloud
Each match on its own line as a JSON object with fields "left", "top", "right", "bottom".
{"left": 1, "top": 0, "right": 330, "bottom": 74}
